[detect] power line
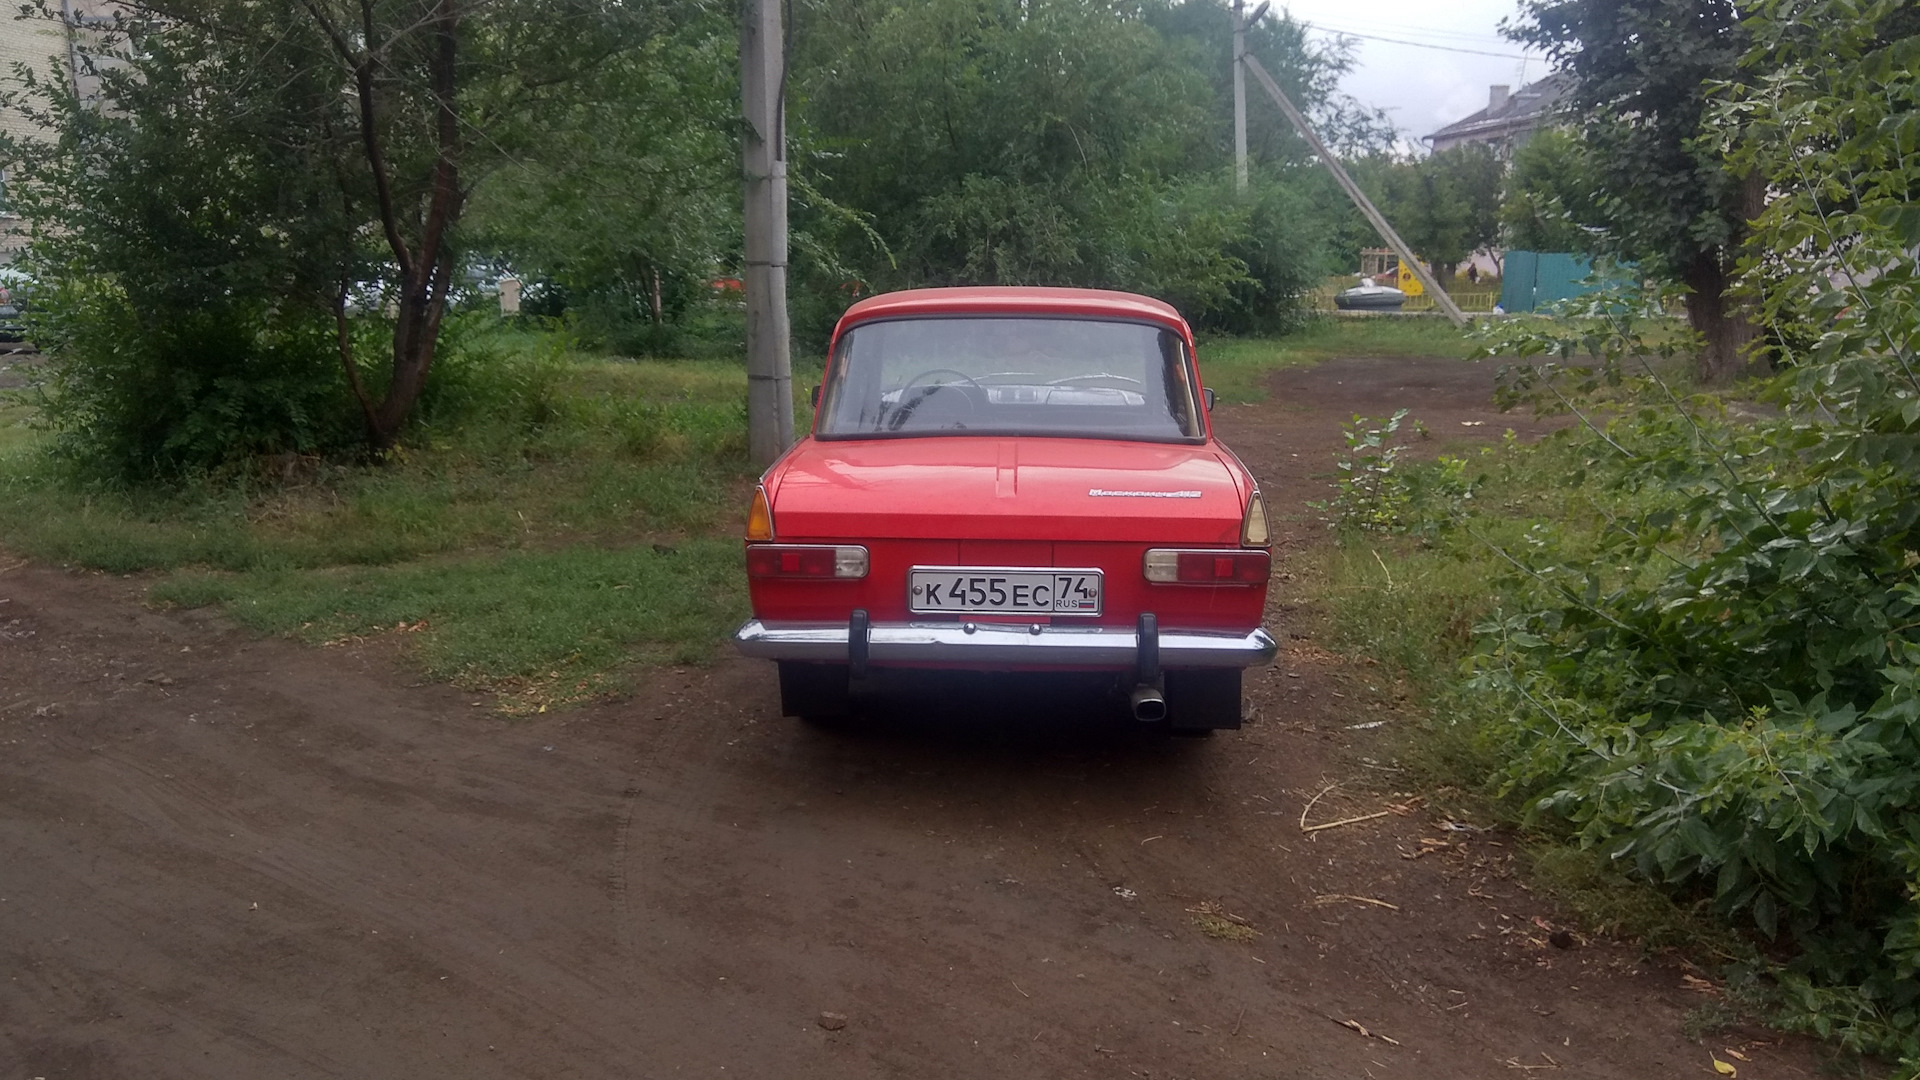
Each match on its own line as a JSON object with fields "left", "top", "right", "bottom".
{"left": 1306, "top": 14, "right": 1518, "bottom": 46}
{"left": 1303, "top": 24, "right": 1538, "bottom": 60}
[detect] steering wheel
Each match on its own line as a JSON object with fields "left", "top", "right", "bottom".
{"left": 902, "top": 368, "right": 986, "bottom": 396}
{"left": 1047, "top": 372, "right": 1143, "bottom": 387}
{"left": 886, "top": 368, "right": 981, "bottom": 431}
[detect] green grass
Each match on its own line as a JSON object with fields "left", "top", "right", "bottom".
{"left": 0, "top": 317, "right": 1397, "bottom": 711}
{"left": 0, "top": 333, "right": 776, "bottom": 711}
{"left": 0, "top": 395, "right": 38, "bottom": 457}
{"left": 1197, "top": 316, "right": 1476, "bottom": 402}
{"left": 152, "top": 539, "right": 746, "bottom": 712}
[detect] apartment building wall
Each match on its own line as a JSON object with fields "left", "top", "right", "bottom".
{"left": 1, "top": 3, "right": 117, "bottom": 261}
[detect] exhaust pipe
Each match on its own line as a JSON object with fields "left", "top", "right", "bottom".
{"left": 1130, "top": 684, "right": 1167, "bottom": 723}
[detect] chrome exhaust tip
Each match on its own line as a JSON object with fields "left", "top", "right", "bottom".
{"left": 1130, "top": 684, "right": 1167, "bottom": 723}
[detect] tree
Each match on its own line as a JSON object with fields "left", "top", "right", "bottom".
{"left": 1349, "top": 144, "right": 1503, "bottom": 289}
{"left": 788, "top": 0, "right": 1353, "bottom": 331}
{"left": 461, "top": 13, "right": 741, "bottom": 354}
{"left": 1506, "top": 0, "right": 1763, "bottom": 383}
{"left": 1499, "top": 127, "right": 1606, "bottom": 253}
{"left": 1, "top": 1, "right": 677, "bottom": 470}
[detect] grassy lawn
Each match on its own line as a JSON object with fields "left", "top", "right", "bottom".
{"left": 0, "top": 317, "right": 1465, "bottom": 711}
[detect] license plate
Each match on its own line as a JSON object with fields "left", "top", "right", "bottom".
{"left": 908, "top": 567, "right": 1103, "bottom": 616}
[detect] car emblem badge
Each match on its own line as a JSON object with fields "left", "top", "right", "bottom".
{"left": 1087, "top": 488, "right": 1203, "bottom": 498}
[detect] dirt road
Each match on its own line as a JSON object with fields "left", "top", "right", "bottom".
{"left": 1, "top": 358, "right": 1816, "bottom": 1078}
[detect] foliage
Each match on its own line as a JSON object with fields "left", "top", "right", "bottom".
{"left": 1324, "top": 410, "right": 1411, "bottom": 532}
{"left": 1349, "top": 144, "right": 1504, "bottom": 287}
{"left": 460, "top": 12, "right": 743, "bottom": 357}
{"left": 1434, "top": 2, "right": 1920, "bottom": 1063}
{"left": 1505, "top": 0, "right": 1763, "bottom": 382}
{"left": 1321, "top": 409, "right": 1477, "bottom": 536}
{"left": 0, "top": 0, "right": 679, "bottom": 471}
{"left": 1499, "top": 128, "right": 1607, "bottom": 254}
{"left": 20, "top": 265, "right": 357, "bottom": 477}
{"left": 790, "top": 0, "right": 1360, "bottom": 332}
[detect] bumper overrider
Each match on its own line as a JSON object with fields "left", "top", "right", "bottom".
{"left": 733, "top": 613, "right": 1278, "bottom": 670}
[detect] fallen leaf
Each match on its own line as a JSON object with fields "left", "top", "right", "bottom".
{"left": 1710, "top": 1054, "right": 1736, "bottom": 1077}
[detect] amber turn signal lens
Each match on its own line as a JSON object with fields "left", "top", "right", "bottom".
{"left": 745, "top": 486, "right": 775, "bottom": 541}
{"left": 1241, "top": 490, "right": 1271, "bottom": 548}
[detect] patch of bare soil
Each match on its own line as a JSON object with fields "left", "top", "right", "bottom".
{"left": 0, "top": 347, "right": 42, "bottom": 390}
{"left": 0, "top": 358, "right": 1822, "bottom": 1078}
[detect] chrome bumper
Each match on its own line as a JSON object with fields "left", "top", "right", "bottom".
{"left": 733, "top": 618, "right": 1277, "bottom": 669}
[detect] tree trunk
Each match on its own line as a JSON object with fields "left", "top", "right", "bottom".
{"left": 1682, "top": 252, "right": 1762, "bottom": 386}
{"left": 356, "top": 0, "right": 464, "bottom": 453}
{"left": 1683, "top": 171, "right": 1771, "bottom": 387}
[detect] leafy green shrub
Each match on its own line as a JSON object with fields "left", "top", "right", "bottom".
{"left": 1324, "top": 410, "right": 1410, "bottom": 532}
{"left": 28, "top": 272, "right": 357, "bottom": 479}
{"left": 1437, "top": 2, "right": 1920, "bottom": 1062}
{"left": 1323, "top": 410, "right": 1476, "bottom": 535}
{"left": 1312, "top": 6, "right": 1920, "bottom": 1065}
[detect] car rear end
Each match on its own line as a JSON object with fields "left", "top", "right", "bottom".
{"left": 733, "top": 288, "right": 1276, "bottom": 731}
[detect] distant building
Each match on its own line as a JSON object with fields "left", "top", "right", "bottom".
{"left": 1, "top": 3, "right": 119, "bottom": 261}
{"left": 1424, "top": 74, "right": 1572, "bottom": 156}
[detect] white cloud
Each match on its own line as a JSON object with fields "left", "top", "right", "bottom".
{"left": 1273, "top": 0, "right": 1549, "bottom": 148}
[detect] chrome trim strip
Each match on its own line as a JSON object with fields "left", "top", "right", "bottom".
{"left": 733, "top": 619, "right": 1277, "bottom": 669}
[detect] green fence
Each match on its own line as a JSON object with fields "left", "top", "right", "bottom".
{"left": 1499, "top": 251, "right": 1629, "bottom": 313}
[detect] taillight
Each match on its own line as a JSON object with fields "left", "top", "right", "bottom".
{"left": 1143, "top": 549, "right": 1270, "bottom": 584}
{"left": 1241, "top": 489, "right": 1271, "bottom": 548}
{"left": 745, "top": 486, "right": 774, "bottom": 541}
{"left": 745, "top": 545, "right": 869, "bottom": 579}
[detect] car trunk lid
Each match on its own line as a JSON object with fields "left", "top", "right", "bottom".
{"left": 770, "top": 436, "right": 1246, "bottom": 544}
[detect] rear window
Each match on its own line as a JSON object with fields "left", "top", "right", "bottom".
{"left": 816, "top": 316, "right": 1203, "bottom": 442}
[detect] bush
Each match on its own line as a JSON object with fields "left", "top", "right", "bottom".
{"left": 28, "top": 272, "right": 359, "bottom": 479}
{"left": 1348, "top": 6, "right": 1920, "bottom": 1063}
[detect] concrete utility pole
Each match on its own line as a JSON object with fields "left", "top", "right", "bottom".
{"left": 741, "top": 0, "right": 795, "bottom": 467}
{"left": 1231, "top": 1, "right": 1268, "bottom": 196}
{"left": 1241, "top": 52, "right": 1470, "bottom": 327}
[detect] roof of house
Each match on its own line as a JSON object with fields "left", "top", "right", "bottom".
{"left": 1424, "top": 73, "right": 1573, "bottom": 146}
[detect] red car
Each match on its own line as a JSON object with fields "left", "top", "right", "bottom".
{"left": 734, "top": 287, "right": 1276, "bottom": 732}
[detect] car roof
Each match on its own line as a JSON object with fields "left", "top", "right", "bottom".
{"left": 835, "top": 287, "right": 1189, "bottom": 336}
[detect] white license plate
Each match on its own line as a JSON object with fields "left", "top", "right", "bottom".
{"left": 908, "top": 567, "right": 1103, "bottom": 616}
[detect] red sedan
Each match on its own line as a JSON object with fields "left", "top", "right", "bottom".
{"left": 734, "top": 287, "right": 1276, "bottom": 732}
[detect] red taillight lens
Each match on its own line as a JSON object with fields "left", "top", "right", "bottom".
{"left": 1143, "top": 548, "right": 1269, "bottom": 584}
{"left": 745, "top": 545, "right": 869, "bottom": 579}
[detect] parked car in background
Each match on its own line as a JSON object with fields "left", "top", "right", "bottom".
{"left": 734, "top": 286, "right": 1277, "bottom": 733}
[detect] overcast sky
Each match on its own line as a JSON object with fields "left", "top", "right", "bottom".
{"left": 1275, "top": 0, "right": 1550, "bottom": 148}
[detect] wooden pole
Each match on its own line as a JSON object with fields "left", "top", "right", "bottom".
{"left": 1232, "top": 0, "right": 1247, "bottom": 195}
{"left": 741, "top": 0, "right": 795, "bottom": 466}
{"left": 1242, "top": 52, "right": 1469, "bottom": 327}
